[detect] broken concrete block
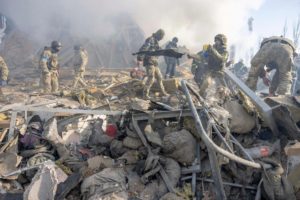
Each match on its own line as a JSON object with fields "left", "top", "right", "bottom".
{"left": 81, "top": 168, "right": 127, "bottom": 200}
{"left": 144, "top": 124, "right": 162, "bottom": 147}
{"left": 127, "top": 170, "right": 145, "bottom": 196}
{"left": 288, "top": 163, "right": 300, "bottom": 192}
{"left": 285, "top": 141, "right": 300, "bottom": 156}
{"left": 152, "top": 78, "right": 179, "bottom": 93}
{"left": 110, "top": 139, "right": 128, "bottom": 158}
{"left": 123, "top": 136, "right": 142, "bottom": 149}
{"left": 87, "top": 155, "right": 114, "bottom": 171}
{"left": 23, "top": 161, "right": 68, "bottom": 200}
{"left": 117, "top": 150, "right": 139, "bottom": 165}
{"left": 286, "top": 141, "right": 300, "bottom": 190}
{"left": 224, "top": 100, "right": 256, "bottom": 134}
{"left": 162, "top": 129, "right": 196, "bottom": 165}
{"left": 0, "top": 152, "right": 22, "bottom": 180}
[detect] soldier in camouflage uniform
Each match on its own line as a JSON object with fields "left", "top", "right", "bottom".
{"left": 246, "top": 36, "right": 296, "bottom": 95}
{"left": 39, "top": 41, "right": 62, "bottom": 93}
{"left": 0, "top": 55, "right": 8, "bottom": 97}
{"left": 137, "top": 29, "right": 168, "bottom": 99}
{"left": 0, "top": 56, "right": 8, "bottom": 86}
{"left": 189, "top": 34, "right": 229, "bottom": 97}
{"left": 72, "top": 45, "right": 88, "bottom": 88}
{"left": 164, "top": 37, "right": 180, "bottom": 78}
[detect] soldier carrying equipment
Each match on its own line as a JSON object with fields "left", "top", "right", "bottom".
{"left": 136, "top": 29, "right": 169, "bottom": 99}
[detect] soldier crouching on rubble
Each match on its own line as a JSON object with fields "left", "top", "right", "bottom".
{"left": 189, "top": 34, "right": 229, "bottom": 97}
{"left": 0, "top": 55, "right": 8, "bottom": 98}
{"left": 137, "top": 29, "right": 169, "bottom": 99}
{"left": 72, "top": 45, "right": 88, "bottom": 88}
{"left": 246, "top": 36, "right": 296, "bottom": 96}
{"left": 39, "top": 41, "right": 62, "bottom": 93}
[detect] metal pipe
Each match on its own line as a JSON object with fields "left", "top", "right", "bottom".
{"left": 185, "top": 83, "right": 234, "bottom": 153}
{"left": 230, "top": 137, "right": 255, "bottom": 162}
{"left": 181, "top": 80, "right": 262, "bottom": 169}
{"left": 185, "top": 82, "right": 256, "bottom": 163}
{"left": 181, "top": 81, "right": 226, "bottom": 200}
{"left": 210, "top": 121, "right": 234, "bottom": 153}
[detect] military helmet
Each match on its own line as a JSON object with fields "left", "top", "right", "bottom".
{"left": 172, "top": 37, "right": 178, "bottom": 43}
{"left": 154, "top": 29, "right": 165, "bottom": 40}
{"left": 51, "top": 40, "right": 62, "bottom": 48}
{"left": 51, "top": 40, "right": 62, "bottom": 52}
{"left": 74, "top": 45, "right": 82, "bottom": 51}
{"left": 214, "top": 34, "right": 227, "bottom": 45}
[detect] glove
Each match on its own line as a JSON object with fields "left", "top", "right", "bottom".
{"left": 262, "top": 76, "right": 270, "bottom": 86}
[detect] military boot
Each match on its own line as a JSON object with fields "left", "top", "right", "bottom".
{"left": 143, "top": 88, "right": 151, "bottom": 100}
{"left": 161, "top": 89, "right": 170, "bottom": 97}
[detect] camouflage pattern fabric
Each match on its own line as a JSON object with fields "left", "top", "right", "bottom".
{"left": 73, "top": 49, "right": 88, "bottom": 87}
{"left": 0, "top": 56, "right": 8, "bottom": 82}
{"left": 193, "top": 41, "right": 228, "bottom": 97}
{"left": 144, "top": 65, "right": 167, "bottom": 97}
{"left": 138, "top": 31, "right": 167, "bottom": 97}
{"left": 137, "top": 35, "right": 160, "bottom": 66}
{"left": 39, "top": 47, "right": 59, "bottom": 93}
{"left": 246, "top": 37, "right": 294, "bottom": 95}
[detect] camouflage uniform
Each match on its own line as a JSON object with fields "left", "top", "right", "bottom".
{"left": 73, "top": 47, "right": 88, "bottom": 88}
{"left": 193, "top": 34, "right": 229, "bottom": 96}
{"left": 0, "top": 56, "right": 8, "bottom": 97}
{"left": 164, "top": 37, "right": 179, "bottom": 78}
{"left": 246, "top": 36, "right": 295, "bottom": 95}
{"left": 137, "top": 29, "right": 168, "bottom": 98}
{"left": 0, "top": 56, "right": 8, "bottom": 84}
{"left": 39, "top": 46, "right": 60, "bottom": 93}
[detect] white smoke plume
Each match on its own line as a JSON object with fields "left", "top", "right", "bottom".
{"left": 0, "top": 0, "right": 264, "bottom": 59}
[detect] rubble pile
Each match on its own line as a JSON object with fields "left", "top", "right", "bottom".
{"left": 0, "top": 69, "right": 300, "bottom": 200}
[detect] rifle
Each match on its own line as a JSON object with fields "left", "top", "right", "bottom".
{"left": 132, "top": 49, "right": 185, "bottom": 58}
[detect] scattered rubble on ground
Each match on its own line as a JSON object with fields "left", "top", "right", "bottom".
{"left": 0, "top": 68, "right": 300, "bottom": 200}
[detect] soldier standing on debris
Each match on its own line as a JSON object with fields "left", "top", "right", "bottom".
{"left": 164, "top": 37, "right": 180, "bottom": 78}
{"left": 72, "top": 45, "right": 88, "bottom": 88}
{"left": 39, "top": 41, "right": 62, "bottom": 93}
{"left": 0, "top": 55, "right": 8, "bottom": 98}
{"left": 137, "top": 29, "right": 169, "bottom": 99}
{"left": 189, "top": 34, "right": 229, "bottom": 96}
{"left": 246, "top": 36, "right": 296, "bottom": 96}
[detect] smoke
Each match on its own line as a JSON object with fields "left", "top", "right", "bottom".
{"left": 0, "top": 0, "right": 264, "bottom": 51}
